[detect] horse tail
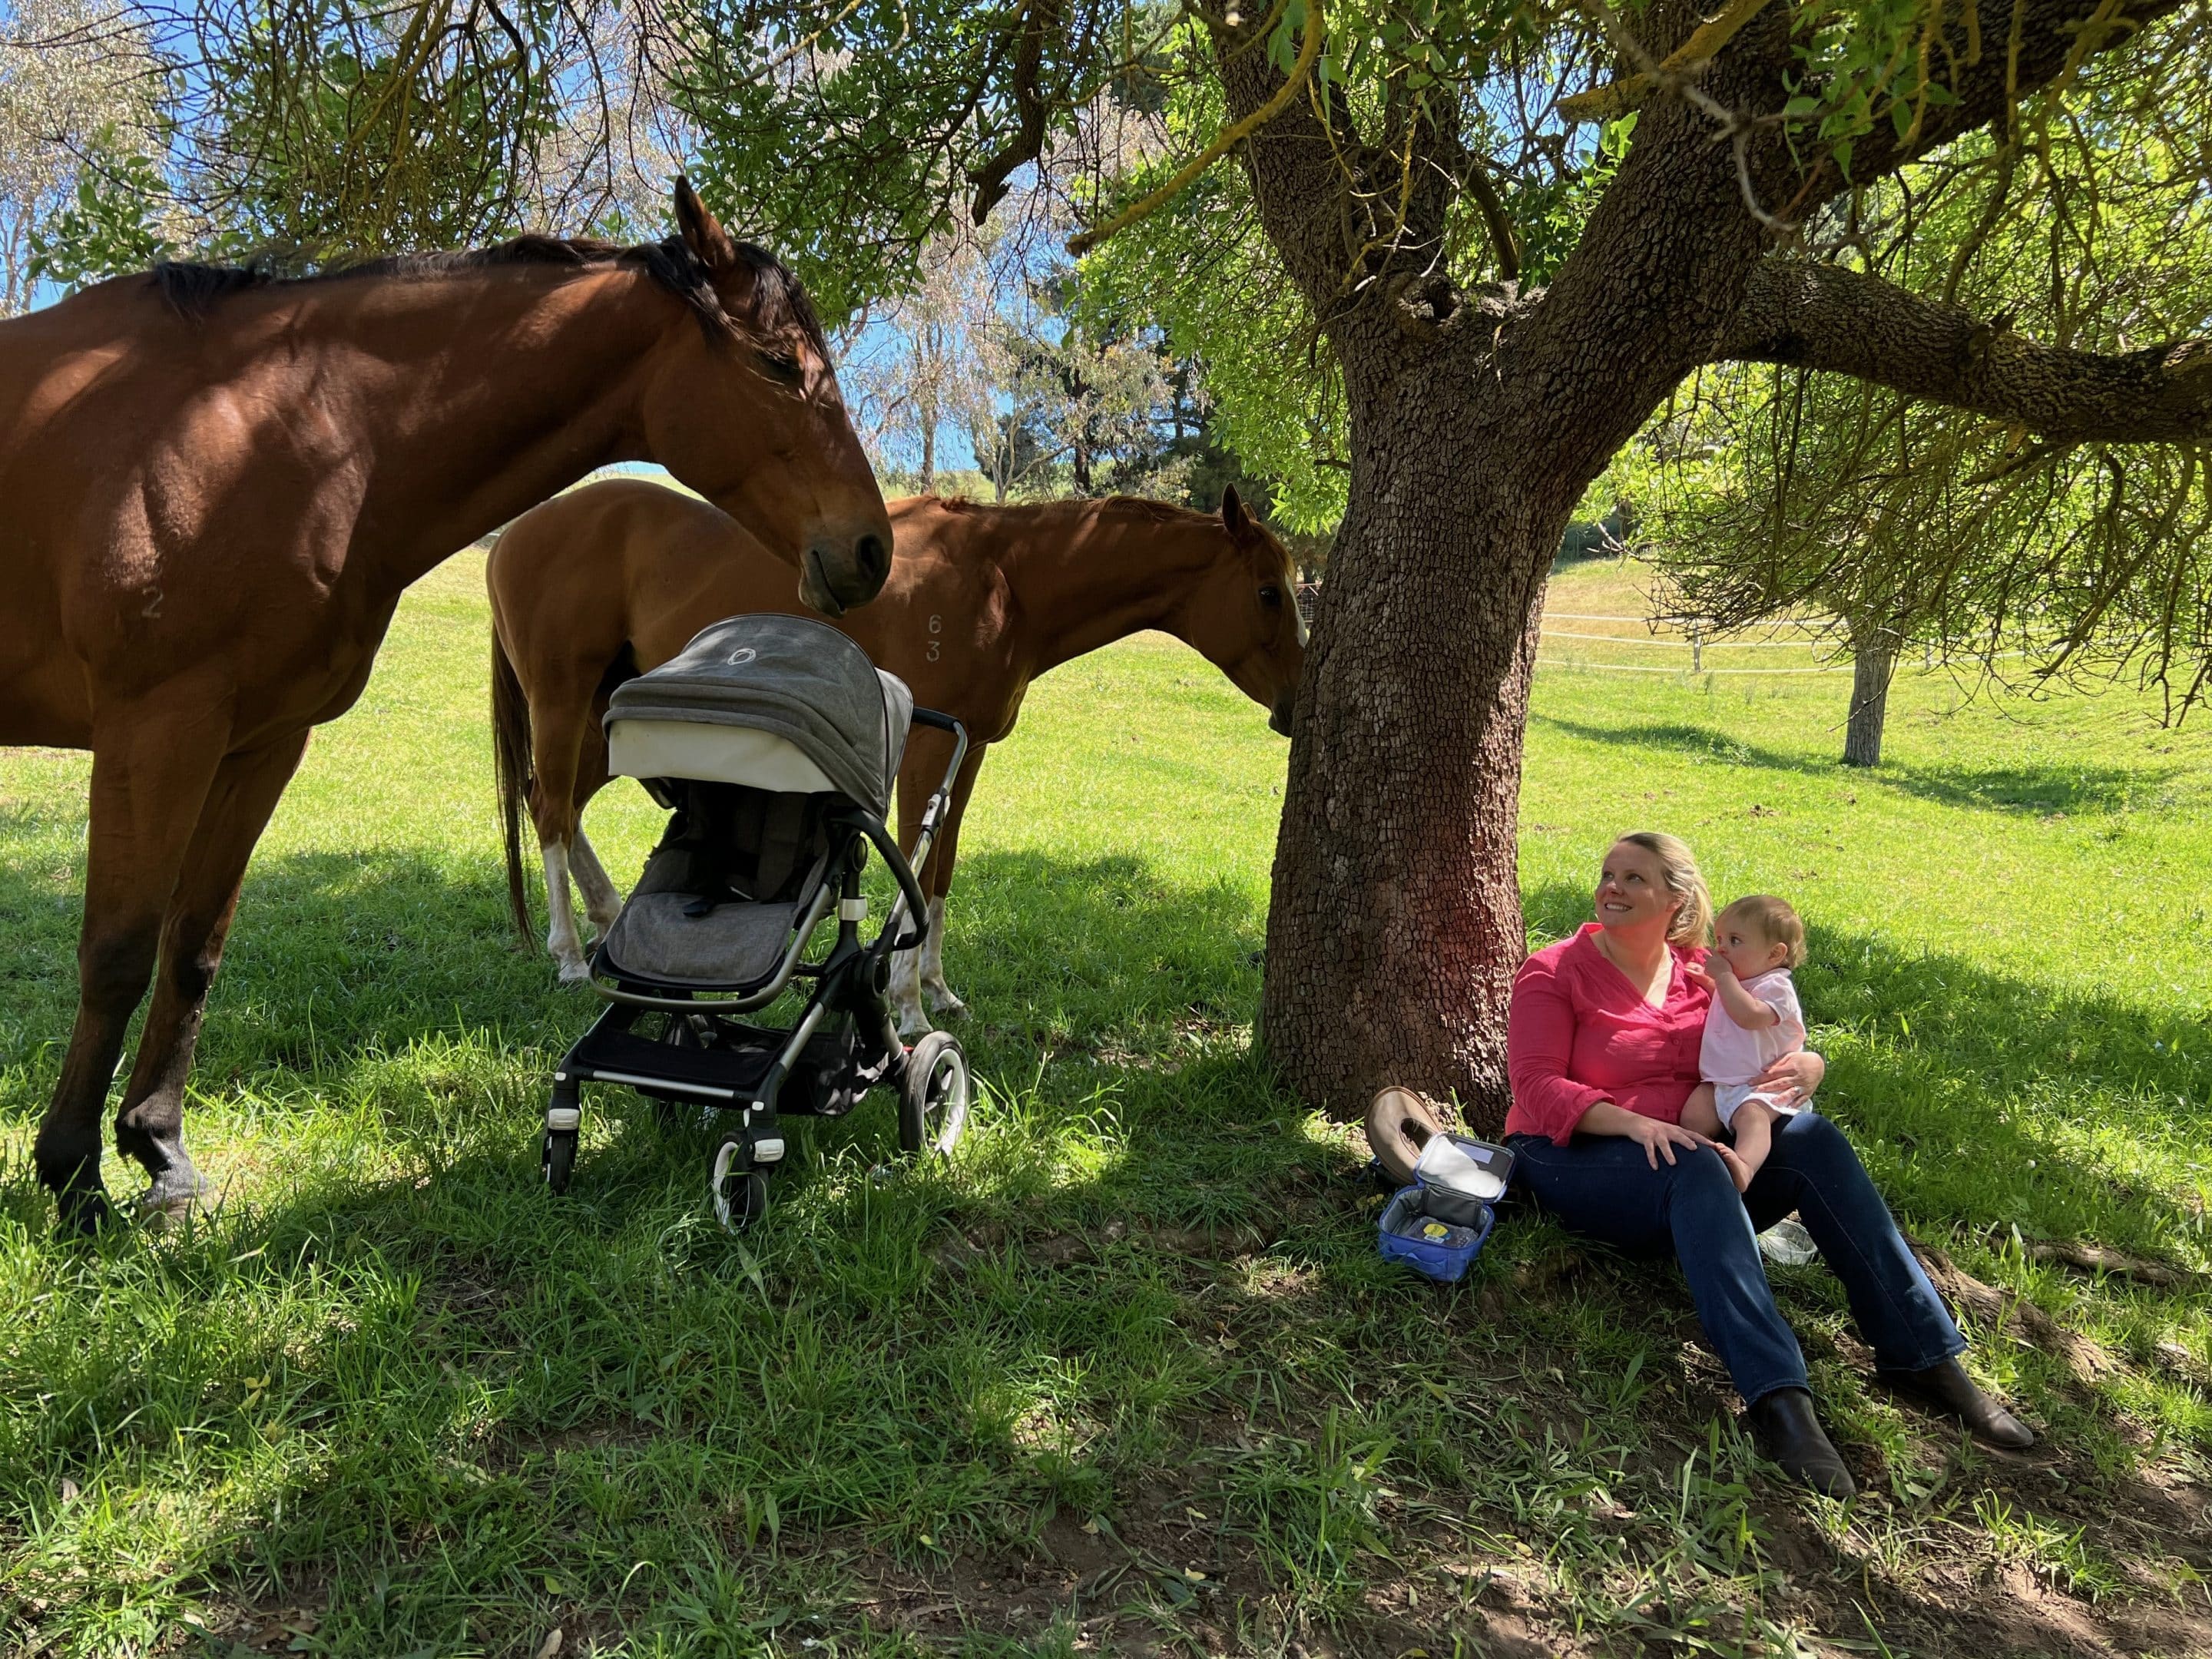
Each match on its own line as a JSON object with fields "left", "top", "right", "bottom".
{"left": 490, "top": 628, "right": 537, "bottom": 945}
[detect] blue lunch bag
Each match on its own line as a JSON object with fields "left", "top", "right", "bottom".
{"left": 1376, "top": 1134, "right": 1515, "bottom": 1283}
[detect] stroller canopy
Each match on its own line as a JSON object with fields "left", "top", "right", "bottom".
{"left": 605, "top": 614, "right": 913, "bottom": 816}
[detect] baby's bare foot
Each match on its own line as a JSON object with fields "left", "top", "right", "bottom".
{"left": 1716, "top": 1144, "right": 1754, "bottom": 1193}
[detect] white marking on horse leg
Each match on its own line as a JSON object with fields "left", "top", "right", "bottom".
{"left": 921, "top": 896, "right": 966, "bottom": 1016}
{"left": 542, "top": 839, "right": 591, "bottom": 981}
{"left": 571, "top": 828, "right": 624, "bottom": 933}
{"left": 889, "top": 935, "right": 932, "bottom": 1037}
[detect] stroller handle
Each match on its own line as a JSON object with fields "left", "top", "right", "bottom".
{"left": 839, "top": 707, "right": 968, "bottom": 959}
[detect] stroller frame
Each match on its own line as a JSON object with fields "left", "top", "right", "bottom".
{"left": 540, "top": 707, "right": 971, "bottom": 1228}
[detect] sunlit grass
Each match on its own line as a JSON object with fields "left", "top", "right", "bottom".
{"left": 1, "top": 551, "right": 2207, "bottom": 1655}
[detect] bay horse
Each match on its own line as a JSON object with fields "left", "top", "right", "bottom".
{"left": 488, "top": 478, "right": 1306, "bottom": 1031}
{"left": 0, "top": 180, "right": 892, "bottom": 1232}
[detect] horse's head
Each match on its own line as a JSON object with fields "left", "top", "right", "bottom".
{"left": 637, "top": 180, "right": 891, "bottom": 616}
{"left": 1170, "top": 486, "right": 1306, "bottom": 737}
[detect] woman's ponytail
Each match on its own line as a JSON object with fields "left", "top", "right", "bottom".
{"left": 1618, "top": 830, "right": 1712, "bottom": 948}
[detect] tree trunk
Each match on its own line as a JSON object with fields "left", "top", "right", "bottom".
{"left": 1843, "top": 642, "right": 1896, "bottom": 767}
{"left": 1260, "top": 350, "right": 1575, "bottom": 1134}
{"left": 919, "top": 417, "right": 936, "bottom": 495}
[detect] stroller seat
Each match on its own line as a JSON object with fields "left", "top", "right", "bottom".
{"left": 599, "top": 888, "right": 822, "bottom": 992}
{"left": 594, "top": 783, "right": 838, "bottom": 995}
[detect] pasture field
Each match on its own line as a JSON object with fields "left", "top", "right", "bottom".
{"left": 4, "top": 550, "right": 2211, "bottom": 1657}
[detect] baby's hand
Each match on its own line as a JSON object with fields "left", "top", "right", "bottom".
{"left": 1705, "top": 953, "right": 1737, "bottom": 979}
{"left": 1683, "top": 961, "right": 1716, "bottom": 991}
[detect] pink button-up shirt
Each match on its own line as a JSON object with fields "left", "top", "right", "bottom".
{"left": 1504, "top": 923, "right": 1712, "bottom": 1145}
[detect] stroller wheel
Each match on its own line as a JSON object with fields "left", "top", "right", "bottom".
{"left": 899, "top": 1031, "right": 970, "bottom": 1157}
{"left": 711, "top": 1137, "right": 769, "bottom": 1232}
{"left": 542, "top": 1128, "right": 578, "bottom": 1195}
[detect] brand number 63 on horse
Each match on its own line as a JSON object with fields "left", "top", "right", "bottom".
{"left": 538, "top": 612, "right": 970, "bottom": 1229}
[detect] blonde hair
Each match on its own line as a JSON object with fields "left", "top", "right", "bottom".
{"left": 1718, "top": 894, "right": 1806, "bottom": 968}
{"left": 1614, "top": 832, "right": 1713, "bottom": 948}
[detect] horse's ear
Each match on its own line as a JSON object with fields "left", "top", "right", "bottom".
{"left": 674, "top": 176, "right": 740, "bottom": 273}
{"left": 1220, "top": 484, "right": 1250, "bottom": 536}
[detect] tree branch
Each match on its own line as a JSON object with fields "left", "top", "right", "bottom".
{"left": 1204, "top": 1, "right": 1367, "bottom": 326}
{"left": 1068, "top": 0, "right": 1323, "bottom": 255}
{"left": 968, "top": 0, "right": 1065, "bottom": 224}
{"left": 1810, "top": 0, "right": 2188, "bottom": 202}
{"left": 1556, "top": 0, "right": 1777, "bottom": 123}
{"left": 1716, "top": 260, "right": 2212, "bottom": 444}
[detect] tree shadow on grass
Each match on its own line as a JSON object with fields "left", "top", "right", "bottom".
{"left": 0, "top": 843, "right": 601, "bottom": 1112}
{"left": 1532, "top": 713, "right": 2184, "bottom": 816}
{"left": 5, "top": 848, "right": 2207, "bottom": 1657}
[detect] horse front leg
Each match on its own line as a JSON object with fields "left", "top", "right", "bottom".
{"left": 568, "top": 733, "right": 623, "bottom": 935}
{"left": 527, "top": 684, "right": 601, "bottom": 981}
{"left": 888, "top": 739, "right": 942, "bottom": 1038}
{"left": 36, "top": 696, "right": 232, "bottom": 1233}
{"left": 568, "top": 829, "right": 624, "bottom": 935}
{"left": 113, "top": 730, "right": 310, "bottom": 1217}
{"left": 919, "top": 746, "right": 985, "bottom": 1019}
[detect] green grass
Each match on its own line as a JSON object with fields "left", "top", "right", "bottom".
{"left": 3, "top": 551, "right": 2210, "bottom": 1657}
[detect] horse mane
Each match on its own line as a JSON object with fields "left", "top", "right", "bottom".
{"left": 926, "top": 493, "right": 1216, "bottom": 528}
{"left": 146, "top": 233, "right": 826, "bottom": 352}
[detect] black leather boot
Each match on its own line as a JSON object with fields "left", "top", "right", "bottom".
{"left": 1877, "top": 1357, "right": 2036, "bottom": 1449}
{"left": 1745, "top": 1388, "right": 1856, "bottom": 1498}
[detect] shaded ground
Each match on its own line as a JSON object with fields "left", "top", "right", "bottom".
{"left": 4, "top": 559, "right": 2210, "bottom": 1657}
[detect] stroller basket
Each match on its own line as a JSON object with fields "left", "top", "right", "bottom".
{"left": 536, "top": 614, "right": 972, "bottom": 1229}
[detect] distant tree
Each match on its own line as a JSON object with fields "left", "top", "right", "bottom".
{"left": 843, "top": 228, "right": 1002, "bottom": 493}
{"left": 0, "top": 0, "right": 162, "bottom": 310}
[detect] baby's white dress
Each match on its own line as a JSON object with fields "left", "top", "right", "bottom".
{"left": 1699, "top": 967, "right": 1810, "bottom": 1128}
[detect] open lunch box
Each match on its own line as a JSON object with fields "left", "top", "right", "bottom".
{"left": 1377, "top": 1134, "right": 1515, "bottom": 1283}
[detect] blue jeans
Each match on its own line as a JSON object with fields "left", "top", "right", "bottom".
{"left": 1509, "top": 1112, "right": 1963, "bottom": 1404}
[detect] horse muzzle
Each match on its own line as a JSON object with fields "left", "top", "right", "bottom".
{"left": 800, "top": 530, "right": 892, "bottom": 618}
{"left": 1269, "top": 688, "right": 1296, "bottom": 737}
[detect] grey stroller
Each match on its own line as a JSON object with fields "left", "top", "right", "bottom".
{"left": 538, "top": 613, "right": 972, "bottom": 1230}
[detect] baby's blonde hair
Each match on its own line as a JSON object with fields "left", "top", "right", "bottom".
{"left": 1614, "top": 831, "right": 1712, "bottom": 948}
{"left": 1719, "top": 894, "right": 1806, "bottom": 968}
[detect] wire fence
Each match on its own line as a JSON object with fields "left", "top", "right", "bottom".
{"left": 1535, "top": 611, "right": 2048, "bottom": 678}
{"left": 1536, "top": 612, "right": 1853, "bottom": 676}
{"left": 1288, "top": 594, "right": 2034, "bottom": 678}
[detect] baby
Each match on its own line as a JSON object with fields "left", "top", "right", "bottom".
{"left": 1683, "top": 895, "right": 1810, "bottom": 1190}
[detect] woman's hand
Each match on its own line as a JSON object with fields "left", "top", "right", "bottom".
{"left": 1750, "top": 1048, "right": 1825, "bottom": 1108}
{"left": 1622, "top": 1114, "right": 1720, "bottom": 1171}
{"left": 1579, "top": 1100, "right": 1724, "bottom": 1170}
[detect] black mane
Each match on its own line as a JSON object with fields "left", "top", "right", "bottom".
{"left": 147, "top": 233, "right": 826, "bottom": 352}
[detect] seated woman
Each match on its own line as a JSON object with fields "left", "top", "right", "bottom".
{"left": 1505, "top": 832, "right": 2033, "bottom": 1496}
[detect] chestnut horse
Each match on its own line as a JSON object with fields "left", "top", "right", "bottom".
{"left": 0, "top": 180, "right": 892, "bottom": 1231}
{"left": 488, "top": 478, "right": 1305, "bottom": 1030}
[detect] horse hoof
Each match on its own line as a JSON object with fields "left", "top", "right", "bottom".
{"left": 924, "top": 988, "right": 968, "bottom": 1018}
{"left": 54, "top": 1184, "right": 115, "bottom": 1239}
{"left": 1364, "top": 1086, "right": 1452, "bottom": 1187}
{"left": 896, "top": 1012, "right": 934, "bottom": 1040}
{"left": 137, "top": 1171, "right": 210, "bottom": 1224}
{"left": 557, "top": 957, "right": 592, "bottom": 984}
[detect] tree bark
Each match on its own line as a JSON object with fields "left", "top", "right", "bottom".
{"left": 1717, "top": 261, "right": 2212, "bottom": 445}
{"left": 1843, "top": 641, "right": 1896, "bottom": 767}
{"left": 1260, "top": 346, "right": 1570, "bottom": 1134}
